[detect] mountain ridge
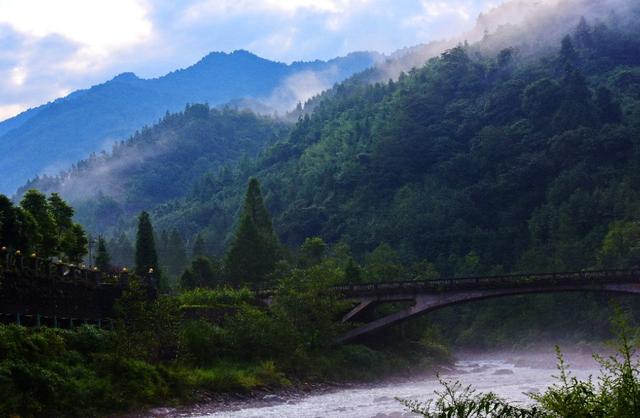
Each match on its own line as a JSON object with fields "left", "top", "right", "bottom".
{"left": 0, "top": 49, "right": 383, "bottom": 194}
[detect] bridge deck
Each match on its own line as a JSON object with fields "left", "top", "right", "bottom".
{"left": 335, "top": 269, "right": 640, "bottom": 297}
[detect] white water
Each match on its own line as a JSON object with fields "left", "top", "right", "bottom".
{"left": 182, "top": 351, "right": 600, "bottom": 418}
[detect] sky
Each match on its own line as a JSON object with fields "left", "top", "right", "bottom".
{"left": 0, "top": 0, "right": 508, "bottom": 122}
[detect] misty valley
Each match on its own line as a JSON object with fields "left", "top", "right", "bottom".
{"left": 2, "top": 0, "right": 640, "bottom": 417}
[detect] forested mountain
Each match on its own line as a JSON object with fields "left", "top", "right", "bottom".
{"left": 147, "top": 4, "right": 640, "bottom": 275}
{"left": 0, "top": 50, "right": 381, "bottom": 194}
{"left": 23, "top": 0, "right": 640, "bottom": 277}
{"left": 19, "top": 105, "right": 288, "bottom": 233}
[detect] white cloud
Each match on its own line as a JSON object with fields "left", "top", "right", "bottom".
{"left": 0, "top": 104, "right": 25, "bottom": 120}
{"left": 0, "top": 0, "right": 516, "bottom": 122}
{"left": 181, "top": 0, "right": 372, "bottom": 21}
{"left": 0, "top": 0, "right": 153, "bottom": 52}
{"left": 404, "top": 1, "right": 474, "bottom": 28}
{"left": 10, "top": 66, "right": 27, "bottom": 86}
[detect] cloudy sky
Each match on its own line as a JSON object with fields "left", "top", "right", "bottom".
{"left": 0, "top": 0, "right": 507, "bottom": 121}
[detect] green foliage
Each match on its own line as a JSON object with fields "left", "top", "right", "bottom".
{"left": 113, "top": 278, "right": 181, "bottom": 363}
{"left": 399, "top": 378, "right": 542, "bottom": 418}
{"left": 180, "top": 256, "right": 224, "bottom": 290}
{"left": 139, "top": 16, "right": 640, "bottom": 280}
{"left": 95, "top": 236, "right": 111, "bottom": 271}
{"left": 135, "top": 211, "right": 159, "bottom": 276}
{"left": 531, "top": 311, "right": 640, "bottom": 417}
{"left": 108, "top": 232, "right": 134, "bottom": 269}
{"left": 20, "top": 190, "right": 59, "bottom": 257}
{"left": 0, "top": 324, "right": 170, "bottom": 418}
{"left": 1, "top": 191, "right": 87, "bottom": 261}
{"left": 364, "top": 243, "right": 403, "bottom": 282}
{"left": 168, "top": 230, "right": 188, "bottom": 276}
{"left": 597, "top": 221, "right": 640, "bottom": 268}
{"left": 178, "top": 286, "right": 254, "bottom": 307}
{"left": 180, "top": 320, "right": 227, "bottom": 366}
{"left": 192, "top": 233, "right": 207, "bottom": 258}
{"left": 402, "top": 311, "right": 640, "bottom": 418}
{"left": 225, "top": 178, "right": 281, "bottom": 284}
{"left": 299, "top": 236, "right": 327, "bottom": 267}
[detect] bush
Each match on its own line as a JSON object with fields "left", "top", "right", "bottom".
{"left": 181, "top": 320, "right": 228, "bottom": 366}
{"left": 178, "top": 287, "right": 255, "bottom": 307}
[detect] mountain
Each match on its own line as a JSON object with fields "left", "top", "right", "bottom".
{"left": 21, "top": 0, "right": 640, "bottom": 275}
{"left": 19, "top": 104, "right": 288, "bottom": 233}
{"left": 0, "top": 50, "right": 382, "bottom": 194}
{"left": 142, "top": 1, "right": 640, "bottom": 274}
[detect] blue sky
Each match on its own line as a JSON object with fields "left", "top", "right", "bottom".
{"left": 0, "top": 0, "right": 508, "bottom": 121}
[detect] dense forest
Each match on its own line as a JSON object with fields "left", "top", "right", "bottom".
{"left": 22, "top": 6, "right": 640, "bottom": 281}
{"left": 20, "top": 106, "right": 289, "bottom": 233}
{"left": 145, "top": 12, "right": 640, "bottom": 278}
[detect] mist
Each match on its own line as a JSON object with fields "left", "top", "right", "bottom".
{"left": 22, "top": 0, "right": 640, "bottom": 217}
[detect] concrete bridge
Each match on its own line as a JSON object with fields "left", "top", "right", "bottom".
{"left": 335, "top": 269, "right": 640, "bottom": 343}
{"left": 0, "top": 248, "right": 131, "bottom": 328}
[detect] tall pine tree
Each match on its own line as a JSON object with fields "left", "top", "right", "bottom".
{"left": 225, "top": 178, "right": 280, "bottom": 284}
{"left": 135, "top": 211, "right": 159, "bottom": 276}
{"left": 95, "top": 237, "right": 111, "bottom": 272}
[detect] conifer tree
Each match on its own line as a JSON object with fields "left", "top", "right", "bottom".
{"left": 225, "top": 178, "right": 280, "bottom": 284}
{"left": 560, "top": 35, "right": 577, "bottom": 64}
{"left": 95, "top": 237, "right": 111, "bottom": 272}
{"left": 167, "top": 229, "right": 188, "bottom": 277}
{"left": 135, "top": 211, "right": 159, "bottom": 276}
{"left": 110, "top": 232, "right": 134, "bottom": 268}
{"left": 0, "top": 195, "right": 18, "bottom": 249}
{"left": 192, "top": 233, "right": 207, "bottom": 258}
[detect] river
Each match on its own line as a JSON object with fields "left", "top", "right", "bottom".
{"left": 151, "top": 349, "right": 601, "bottom": 418}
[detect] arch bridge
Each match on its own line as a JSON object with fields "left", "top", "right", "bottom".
{"left": 335, "top": 269, "right": 640, "bottom": 344}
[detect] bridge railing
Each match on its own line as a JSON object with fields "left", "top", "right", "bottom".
{"left": 333, "top": 269, "right": 640, "bottom": 296}
{"left": 0, "top": 247, "right": 129, "bottom": 288}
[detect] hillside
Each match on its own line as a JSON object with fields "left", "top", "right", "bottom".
{"left": 19, "top": 105, "right": 288, "bottom": 233}
{"left": 147, "top": 6, "right": 640, "bottom": 275}
{"left": 21, "top": 0, "right": 640, "bottom": 275}
{"left": 0, "top": 50, "right": 381, "bottom": 194}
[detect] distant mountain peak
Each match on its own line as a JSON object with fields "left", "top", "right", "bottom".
{"left": 0, "top": 49, "right": 381, "bottom": 194}
{"left": 111, "top": 72, "right": 140, "bottom": 82}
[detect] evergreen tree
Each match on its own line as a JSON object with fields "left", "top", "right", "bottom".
{"left": 109, "top": 232, "right": 134, "bottom": 268}
{"left": 0, "top": 195, "right": 19, "bottom": 249}
{"left": 192, "top": 233, "right": 207, "bottom": 258}
{"left": 344, "top": 257, "right": 362, "bottom": 283}
{"left": 299, "top": 237, "right": 326, "bottom": 267}
{"left": 64, "top": 224, "right": 88, "bottom": 264}
{"left": 596, "top": 86, "right": 622, "bottom": 124}
{"left": 166, "top": 229, "right": 188, "bottom": 277}
{"left": 574, "top": 17, "right": 593, "bottom": 49}
{"left": 157, "top": 229, "right": 170, "bottom": 267}
{"left": 552, "top": 68, "right": 595, "bottom": 132}
{"left": 560, "top": 35, "right": 577, "bottom": 64}
{"left": 225, "top": 178, "right": 280, "bottom": 284}
{"left": 95, "top": 237, "right": 111, "bottom": 272}
{"left": 180, "top": 256, "right": 222, "bottom": 289}
{"left": 135, "top": 211, "right": 159, "bottom": 276}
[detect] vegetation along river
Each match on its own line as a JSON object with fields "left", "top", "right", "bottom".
{"left": 158, "top": 348, "right": 600, "bottom": 418}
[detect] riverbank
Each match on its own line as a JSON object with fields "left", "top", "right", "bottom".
{"left": 113, "top": 360, "right": 457, "bottom": 417}
{"left": 120, "top": 344, "right": 606, "bottom": 418}
{"left": 123, "top": 347, "right": 603, "bottom": 418}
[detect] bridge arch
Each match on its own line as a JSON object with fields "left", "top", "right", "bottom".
{"left": 336, "top": 270, "right": 640, "bottom": 344}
